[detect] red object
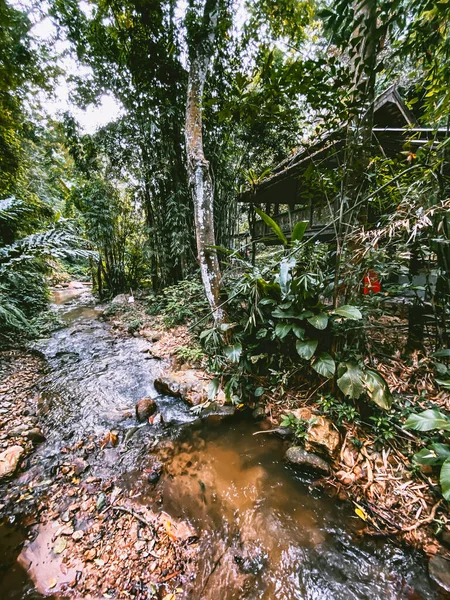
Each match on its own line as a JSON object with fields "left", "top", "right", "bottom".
{"left": 364, "top": 270, "right": 381, "bottom": 294}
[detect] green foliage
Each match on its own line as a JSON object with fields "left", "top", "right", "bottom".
{"left": 405, "top": 409, "right": 450, "bottom": 433}
{"left": 198, "top": 236, "right": 387, "bottom": 404}
{"left": 405, "top": 408, "right": 450, "bottom": 501}
{"left": 337, "top": 363, "right": 393, "bottom": 410}
{"left": 31, "top": 309, "right": 65, "bottom": 336}
{"left": 254, "top": 207, "right": 287, "bottom": 245}
{"left": 280, "top": 412, "right": 310, "bottom": 441}
{"left": 147, "top": 278, "right": 209, "bottom": 327}
{"left": 369, "top": 414, "right": 397, "bottom": 444}
{"left": 175, "top": 344, "right": 205, "bottom": 366}
{"left": 317, "top": 394, "right": 359, "bottom": 426}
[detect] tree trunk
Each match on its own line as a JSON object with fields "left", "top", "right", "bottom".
{"left": 185, "top": 0, "right": 223, "bottom": 323}
{"left": 335, "top": 0, "right": 379, "bottom": 307}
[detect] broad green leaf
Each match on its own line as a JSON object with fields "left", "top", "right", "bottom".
{"left": 291, "top": 323, "right": 305, "bottom": 339}
{"left": 436, "top": 378, "right": 450, "bottom": 390}
{"left": 404, "top": 409, "right": 450, "bottom": 432}
{"left": 363, "top": 369, "right": 393, "bottom": 410}
{"left": 296, "top": 339, "right": 318, "bottom": 360}
{"left": 259, "top": 297, "right": 277, "bottom": 306}
{"left": 307, "top": 313, "right": 328, "bottom": 330}
{"left": 440, "top": 457, "right": 450, "bottom": 501}
{"left": 291, "top": 220, "right": 308, "bottom": 243}
{"left": 413, "top": 444, "right": 450, "bottom": 466}
{"left": 207, "top": 378, "right": 220, "bottom": 400}
{"left": 223, "top": 343, "right": 242, "bottom": 363}
{"left": 272, "top": 307, "right": 310, "bottom": 319}
{"left": 334, "top": 305, "right": 362, "bottom": 320}
{"left": 254, "top": 207, "right": 287, "bottom": 245}
{"left": 432, "top": 349, "right": 450, "bottom": 358}
{"left": 275, "top": 323, "right": 292, "bottom": 339}
{"left": 312, "top": 352, "right": 336, "bottom": 378}
{"left": 337, "top": 362, "right": 364, "bottom": 399}
{"left": 434, "top": 362, "right": 448, "bottom": 376}
{"left": 254, "top": 386, "right": 264, "bottom": 397}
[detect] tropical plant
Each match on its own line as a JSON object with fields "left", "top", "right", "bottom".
{"left": 200, "top": 213, "right": 392, "bottom": 407}
{"left": 404, "top": 409, "right": 450, "bottom": 501}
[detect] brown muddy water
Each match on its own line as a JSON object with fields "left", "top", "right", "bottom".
{"left": 0, "top": 285, "right": 441, "bottom": 599}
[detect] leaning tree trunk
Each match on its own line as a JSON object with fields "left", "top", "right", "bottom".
{"left": 185, "top": 0, "right": 223, "bottom": 323}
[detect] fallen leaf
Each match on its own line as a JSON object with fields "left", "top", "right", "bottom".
{"left": 53, "top": 537, "right": 67, "bottom": 554}
{"left": 94, "top": 558, "right": 105, "bottom": 567}
{"left": 354, "top": 505, "right": 367, "bottom": 521}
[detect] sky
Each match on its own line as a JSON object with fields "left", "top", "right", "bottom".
{"left": 13, "top": 0, "right": 124, "bottom": 134}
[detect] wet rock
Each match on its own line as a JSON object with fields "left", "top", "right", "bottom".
{"left": 140, "top": 329, "right": 162, "bottom": 342}
{"left": 68, "top": 281, "right": 86, "bottom": 289}
{"left": 274, "top": 427, "right": 294, "bottom": 440}
{"left": 135, "top": 397, "right": 157, "bottom": 422}
{"left": 150, "top": 412, "right": 164, "bottom": 426}
{"left": 26, "top": 428, "right": 45, "bottom": 443}
{"left": 7, "top": 424, "right": 29, "bottom": 438}
{"left": 154, "top": 370, "right": 206, "bottom": 405}
{"left": 0, "top": 445, "right": 25, "bottom": 479}
{"left": 252, "top": 406, "right": 266, "bottom": 420}
{"left": 200, "top": 403, "right": 236, "bottom": 419}
{"left": 438, "top": 528, "right": 450, "bottom": 550}
{"left": 428, "top": 555, "right": 450, "bottom": 593}
{"left": 146, "top": 463, "right": 162, "bottom": 484}
{"left": 285, "top": 446, "right": 330, "bottom": 474}
{"left": 291, "top": 408, "right": 340, "bottom": 458}
{"left": 111, "top": 294, "right": 129, "bottom": 305}
{"left": 72, "top": 458, "right": 89, "bottom": 475}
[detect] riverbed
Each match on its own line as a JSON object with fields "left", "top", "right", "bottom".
{"left": 0, "top": 284, "right": 440, "bottom": 599}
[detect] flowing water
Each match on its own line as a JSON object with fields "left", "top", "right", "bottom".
{"left": 0, "top": 284, "right": 441, "bottom": 599}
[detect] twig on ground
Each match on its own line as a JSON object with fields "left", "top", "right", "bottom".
{"left": 109, "top": 505, "right": 156, "bottom": 534}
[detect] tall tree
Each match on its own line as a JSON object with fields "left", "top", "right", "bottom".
{"left": 185, "top": 0, "right": 224, "bottom": 322}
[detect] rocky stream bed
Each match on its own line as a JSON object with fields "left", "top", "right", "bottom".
{"left": 0, "top": 283, "right": 448, "bottom": 599}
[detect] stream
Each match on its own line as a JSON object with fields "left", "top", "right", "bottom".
{"left": 1, "top": 284, "right": 440, "bottom": 599}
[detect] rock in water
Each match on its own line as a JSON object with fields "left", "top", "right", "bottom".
{"left": 429, "top": 555, "right": 450, "bottom": 593}
{"left": 285, "top": 446, "right": 330, "bottom": 474}
{"left": 26, "top": 428, "right": 45, "bottom": 443}
{"left": 291, "top": 408, "right": 340, "bottom": 458}
{"left": 135, "top": 398, "right": 157, "bottom": 422}
{"left": 252, "top": 406, "right": 266, "bottom": 420}
{"left": 0, "top": 445, "right": 25, "bottom": 479}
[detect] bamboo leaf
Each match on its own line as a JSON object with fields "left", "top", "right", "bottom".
{"left": 254, "top": 207, "right": 287, "bottom": 245}
{"left": 291, "top": 220, "right": 308, "bottom": 243}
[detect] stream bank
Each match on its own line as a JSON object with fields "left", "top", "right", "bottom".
{"left": 0, "top": 283, "right": 447, "bottom": 599}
